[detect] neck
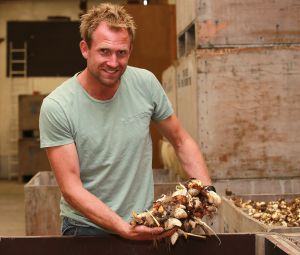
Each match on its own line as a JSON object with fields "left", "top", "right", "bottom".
{"left": 77, "top": 69, "right": 120, "bottom": 100}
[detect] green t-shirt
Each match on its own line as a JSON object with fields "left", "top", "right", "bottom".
{"left": 39, "top": 66, "right": 173, "bottom": 230}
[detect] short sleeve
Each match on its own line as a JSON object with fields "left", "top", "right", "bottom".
{"left": 39, "top": 97, "right": 74, "bottom": 148}
{"left": 149, "top": 73, "right": 174, "bottom": 121}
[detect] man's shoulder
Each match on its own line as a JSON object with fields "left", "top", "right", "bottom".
{"left": 45, "top": 74, "right": 78, "bottom": 101}
{"left": 43, "top": 74, "right": 79, "bottom": 110}
{"left": 125, "top": 66, "right": 154, "bottom": 80}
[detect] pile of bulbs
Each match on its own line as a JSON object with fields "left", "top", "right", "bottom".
{"left": 131, "top": 179, "right": 221, "bottom": 245}
{"left": 232, "top": 197, "right": 300, "bottom": 227}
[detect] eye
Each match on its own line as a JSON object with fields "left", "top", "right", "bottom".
{"left": 99, "top": 48, "right": 110, "bottom": 56}
{"left": 117, "top": 50, "right": 128, "bottom": 57}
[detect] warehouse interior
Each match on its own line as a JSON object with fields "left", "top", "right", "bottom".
{"left": 0, "top": 0, "right": 299, "bottom": 254}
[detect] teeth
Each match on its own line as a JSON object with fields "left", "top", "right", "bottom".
{"left": 105, "top": 70, "right": 118, "bottom": 73}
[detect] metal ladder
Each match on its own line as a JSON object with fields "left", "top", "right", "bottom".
{"left": 7, "top": 42, "right": 28, "bottom": 180}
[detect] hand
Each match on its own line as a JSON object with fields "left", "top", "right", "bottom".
{"left": 121, "top": 224, "right": 177, "bottom": 241}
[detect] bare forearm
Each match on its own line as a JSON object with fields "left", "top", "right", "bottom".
{"left": 47, "top": 145, "right": 129, "bottom": 236}
{"left": 47, "top": 144, "right": 168, "bottom": 241}
{"left": 174, "top": 133, "right": 212, "bottom": 185}
{"left": 61, "top": 185, "right": 174, "bottom": 240}
{"left": 154, "top": 115, "right": 212, "bottom": 185}
{"left": 62, "top": 185, "right": 129, "bottom": 237}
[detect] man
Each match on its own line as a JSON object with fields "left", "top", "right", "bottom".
{"left": 39, "top": 3, "right": 212, "bottom": 240}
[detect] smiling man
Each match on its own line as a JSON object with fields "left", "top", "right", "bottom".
{"left": 78, "top": 21, "right": 131, "bottom": 99}
{"left": 39, "top": 3, "right": 212, "bottom": 240}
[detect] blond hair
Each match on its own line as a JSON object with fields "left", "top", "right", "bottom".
{"left": 80, "top": 3, "right": 136, "bottom": 47}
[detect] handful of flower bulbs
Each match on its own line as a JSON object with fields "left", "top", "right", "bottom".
{"left": 130, "top": 178, "right": 222, "bottom": 245}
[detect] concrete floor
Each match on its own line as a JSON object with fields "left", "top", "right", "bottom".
{"left": 0, "top": 180, "right": 26, "bottom": 236}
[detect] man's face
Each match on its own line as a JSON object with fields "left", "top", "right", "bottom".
{"left": 81, "top": 22, "right": 132, "bottom": 88}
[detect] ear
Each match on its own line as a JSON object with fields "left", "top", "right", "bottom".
{"left": 79, "top": 40, "right": 89, "bottom": 59}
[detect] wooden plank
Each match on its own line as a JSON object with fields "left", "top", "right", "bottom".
{"left": 265, "top": 234, "right": 300, "bottom": 254}
{"left": 19, "top": 94, "right": 46, "bottom": 138}
{"left": 18, "top": 138, "right": 51, "bottom": 178}
{"left": 176, "top": 0, "right": 300, "bottom": 56}
{"left": 196, "top": 0, "right": 300, "bottom": 47}
{"left": 154, "top": 183, "right": 177, "bottom": 199}
{"left": 0, "top": 234, "right": 256, "bottom": 255}
{"left": 24, "top": 172, "right": 61, "bottom": 236}
{"left": 196, "top": 46, "right": 300, "bottom": 179}
{"left": 162, "top": 64, "right": 178, "bottom": 115}
{"left": 176, "top": 0, "right": 196, "bottom": 35}
{"left": 214, "top": 177, "right": 300, "bottom": 195}
{"left": 221, "top": 197, "right": 267, "bottom": 233}
{"left": 176, "top": 51, "right": 198, "bottom": 142}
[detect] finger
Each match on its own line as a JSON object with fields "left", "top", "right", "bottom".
{"left": 159, "top": 227, "right": 177, "bottom": 238}
{"left": 147, "top": 227, "right": 168, "bottom": 241}
{"left": 131, "top": 225, "right": 165, "bottom": 240}
{"left": 150, "top": 227, "right": 165, "bottom": 235}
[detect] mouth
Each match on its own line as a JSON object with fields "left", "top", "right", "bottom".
{"left": 106, "top": 70, "right": 118, "bottom": 74}
{"left": 103, "top": 68, "right": 119, "bottom": 74}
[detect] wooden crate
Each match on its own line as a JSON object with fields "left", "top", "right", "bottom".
{"left": 24, "top": 171, "right": 61, "bottom": 236}
{"left": 176, "top": 0, "right": 197, "bottom": 37}
{"left": 264, "top": 233, "right": 300, "bottom": 254}
{"left": 23, "top": 171, "right": 188, "bottom": 235}
{"left": 176, "top": 0, "right": 300, "bottom": 56}
{"left": 214, "top": 177, "right": 300, "bottom": 196}
{"left": 19, "top": 138, "right": 51, "bottom": 180}
{"left": 176, "top": 52, "right": 198, "bottom": 142}
{"left": 220, "top": 194, "right": 300, "bottom": 234}
{"left": 0, "top": 234, "right": 257, "bottom": 255}
{"left": 176, "top": 46, "right": 300, "bottom": 179}
{"left": 19, "top": 94, "right": 46, "bottom": 138}
{"left": 2, "top": 233, "right": 299, "bottom": 255}
{"left": 162, "top": 64, "right": 178, "bottom": 115}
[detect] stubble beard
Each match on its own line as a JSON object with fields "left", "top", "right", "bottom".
{"left": 91, "top": 66, "right": 126, "bottom": 88}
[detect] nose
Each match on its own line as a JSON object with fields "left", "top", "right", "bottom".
{"left": 107, "top": 53, "right": 118, "bottom": 68}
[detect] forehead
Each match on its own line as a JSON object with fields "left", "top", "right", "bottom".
{"left": 91, "top": 22, "right": 131, "bottom": 49}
